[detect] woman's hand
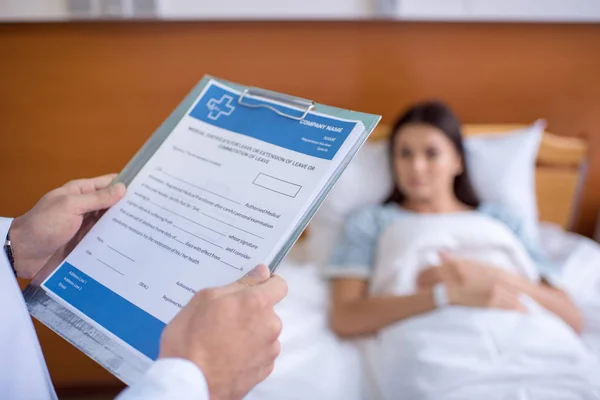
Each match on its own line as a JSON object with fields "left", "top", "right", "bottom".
{"left": 419, "top": 253, "right": 526, "bottom": 312}
{"left": 445, "top": 280, "right": 526, "bottom": 312}
{"left": 417, "top": 252, "right": 499, "bottom": 290}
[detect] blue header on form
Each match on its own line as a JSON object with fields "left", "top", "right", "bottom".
{"left": 188, "top": 83, "right": 357, "bottom": 160}
{"left": 45, "top": 262, "right": 165, "bottom": 360}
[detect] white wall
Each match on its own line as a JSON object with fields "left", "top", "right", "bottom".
{"left": 2, "top": 0, "right": 599, "bottom": 21}
{"left": 0, "top": 0, "right": 68, "bottom": 20}
{"left": 396, "top": 0, "right": 600, "bottom": 22}
{"left": 0, "top": 0, "right": 374, "bottom": 20}
{"left": 467, "top": 0, "right": 600, "bottom": 22}
{"left": 156, "top": 0, "right": 373, "bottom": 20}
{"left": 398, "top": 0, "right": 467, "bottom": 20}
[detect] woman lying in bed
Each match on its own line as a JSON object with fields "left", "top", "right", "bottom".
{"left": 325, "top": 102, "right": 596, "bottom": 399}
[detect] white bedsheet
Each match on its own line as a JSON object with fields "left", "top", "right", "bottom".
{"left": 245, "top": 252, "right": 364, "bottom": 400}
{"left": 539, "top": 223, "right": 600, "bottom": 359}
{"left": 244, "top": 224, "right": 600, "bottom": 400}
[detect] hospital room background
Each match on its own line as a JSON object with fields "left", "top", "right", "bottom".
{"left": 2, "top": 1, "right": 600, "bottom": 399}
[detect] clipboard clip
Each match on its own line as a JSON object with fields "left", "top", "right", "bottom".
{"left": 238, "top": 87, "right": 315, "bottom": 121}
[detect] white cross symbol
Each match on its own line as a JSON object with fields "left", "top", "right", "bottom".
{"left": 206, "top": 95, "right": 235, "bottom": 120}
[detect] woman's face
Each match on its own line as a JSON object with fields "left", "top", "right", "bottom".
{"left": 392, "top": 123, "right": 463, "bottom": 203}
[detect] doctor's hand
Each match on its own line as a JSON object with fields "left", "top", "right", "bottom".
{"left": 160, "top": 264, "right": 287, "bottom": 400}
{"left": 9, "top": 174, "right": 126, "bottom": 279}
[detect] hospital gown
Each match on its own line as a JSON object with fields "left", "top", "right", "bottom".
{"left": 324, "top": 202, "right": 561, "bottom": 285}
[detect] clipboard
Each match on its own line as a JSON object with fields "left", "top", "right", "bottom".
{"left": 23, "top": 75, "right": 381, "bottom": 385}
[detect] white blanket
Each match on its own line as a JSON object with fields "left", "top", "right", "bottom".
{"left": 245, "top": 222, "right": 600, "bottom": 400}
{"left": 365, "top": 308, "right": 599, "bottom": 400}
{"left": 365, "top": 213, "right": 600, "bottom": 399}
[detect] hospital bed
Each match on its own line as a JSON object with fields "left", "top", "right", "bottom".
{"left": 245, "top": 123, "right": 600, "bottom": 400}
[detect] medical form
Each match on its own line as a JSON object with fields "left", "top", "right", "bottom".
{"left": 24, "top": 76, "right": 380, "bottom": 384}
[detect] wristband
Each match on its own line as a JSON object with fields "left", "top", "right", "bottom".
{"left": 432, "top": 283, "right": 449, "bottom": 308}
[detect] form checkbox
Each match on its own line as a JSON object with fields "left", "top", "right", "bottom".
{"left": 253, "top": 173, "right": 302, "bottom": 198}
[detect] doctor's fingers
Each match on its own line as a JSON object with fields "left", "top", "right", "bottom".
{"left": 62, "top": 174, "right": 119, "bottom": 194}
{"left": 206, "top": 265, "right": 272, "bottom": 299}
{"left": 236, "top": 264, "right": 272, "bottom": 288}
{"left": 238, "top": 341, "right": 281, "bottom": 389}
{"left": 255, "top": 341, "right": 281, "bottom": 376}
{"left": 75, "top": 182, "right": 126, "bottom": 214}
{"left": 206, "top": 270, "right": 288, "bottom": 307}
{"left": 244, "top": 275, "right": 289, "bottom": 307}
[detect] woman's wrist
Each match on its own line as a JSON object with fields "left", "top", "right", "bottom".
{"left": 432, "top": 283, "right": 450, "bottom": 307}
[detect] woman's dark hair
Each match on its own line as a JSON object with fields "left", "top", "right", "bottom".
{"left": 383, "top": 100, "right": 480, "bottom": 208}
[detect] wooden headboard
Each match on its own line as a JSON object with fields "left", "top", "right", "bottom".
{"left": 370, "top": 124, "right": 588, "bottom": 229}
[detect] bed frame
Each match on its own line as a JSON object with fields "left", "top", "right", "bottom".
{"left": 369, "top": 124, "right": 588, "bottom": 230}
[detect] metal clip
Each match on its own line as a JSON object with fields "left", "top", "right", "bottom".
{"left": 238, "top": 87, "right": 315, "bottom": 121}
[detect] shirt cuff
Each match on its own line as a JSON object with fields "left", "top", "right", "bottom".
{"left": 116, "top": 358, "right": 209, "bottom": 400}
{"left": 0, "top": 218, "right": 14, "bottom": 275}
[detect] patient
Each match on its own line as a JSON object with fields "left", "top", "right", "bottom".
{"left": 325, "top": 101, "right": 596, "bottom": 399}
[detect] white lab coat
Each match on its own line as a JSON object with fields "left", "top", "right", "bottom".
{"left": 0, "top": 218, "right": 209, "bottom": 400}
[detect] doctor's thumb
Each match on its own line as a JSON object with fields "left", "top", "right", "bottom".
{"left": 77, "top": 182, "right": 126, "bottom": 214}
{"left": 238, "top": 264, "right": 271, "bottom": 287}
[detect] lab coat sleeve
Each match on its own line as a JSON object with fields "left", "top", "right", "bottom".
{"left": 0, "top": 217, "right": 57, "bottom": 400}
{"left": 115, "top": 358, "right": 210, "bottom": 400}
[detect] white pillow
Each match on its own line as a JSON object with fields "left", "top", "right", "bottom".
{"left": 465, "top": 121, "right": 545, "bottom": 240}
{"left": 307, "top": 120, "right": 545, "bottom": 268}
